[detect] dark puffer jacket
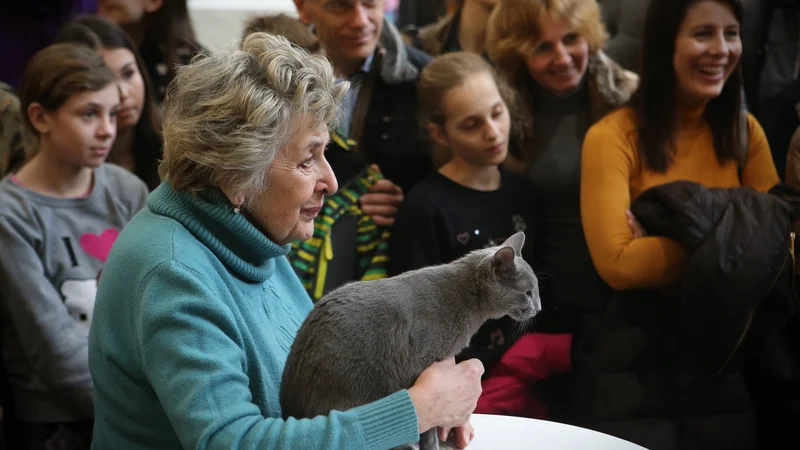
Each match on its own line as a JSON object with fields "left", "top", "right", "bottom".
{"left": 573, "top": 181, "right": 800, "bottom": 450}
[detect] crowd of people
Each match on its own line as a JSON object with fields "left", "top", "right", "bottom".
{"left": 0, "top": 0, "right": 799, "bottom": 449}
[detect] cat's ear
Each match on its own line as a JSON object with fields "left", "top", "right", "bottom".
{"left": 492, "top": 246, "right": 516, "bottom": 275}
{"left": 501, "top": 232, "right": 525, "bottom": 256}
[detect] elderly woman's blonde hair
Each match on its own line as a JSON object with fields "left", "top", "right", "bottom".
{"left": 159, "top": 32, "right": 348, "bottom": 204}
{"left": 487, "top": 0, "right": 608, "bottom": 85}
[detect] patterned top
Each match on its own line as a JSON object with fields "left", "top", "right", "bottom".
{"left": 289, "top": 133, "right": 392, "bottom": 300}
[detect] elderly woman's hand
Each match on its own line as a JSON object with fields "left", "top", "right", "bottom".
{"left": 439, "top": 421, "right": 475, "bottom": 449}
{"left": 408, "top": 357, "right": 483, "bottom": 435}
{"left": 360, "top": 165, "right": 404, "bottom": 227}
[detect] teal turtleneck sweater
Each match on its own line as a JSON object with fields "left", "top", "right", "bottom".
{"left": 88, "top": 183, "right": 420, "bottom": 449}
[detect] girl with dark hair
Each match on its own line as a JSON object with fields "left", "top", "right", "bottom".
{"left": 98, "top": 0, "right": 202, "bottom": 102}
{"left": 579, "top": 0, "right": 784, "bottom": 449}
{"left": 55, "top": 15, "right": 163, "bottom": 190}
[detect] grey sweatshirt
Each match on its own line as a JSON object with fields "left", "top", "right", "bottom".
{"left": 0, "top": 163, "right": 148, "bottom": 423}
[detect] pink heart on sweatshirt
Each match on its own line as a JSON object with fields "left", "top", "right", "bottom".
{"left": 80, "top": 228, "right": 120, "bottom": 263}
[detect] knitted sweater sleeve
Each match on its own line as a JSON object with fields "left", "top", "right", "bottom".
{"left": 136, "top": 260, "right": 420, "bottom": 450}
{"left": 580, "top": 116, "right": 688, "bottom": 291}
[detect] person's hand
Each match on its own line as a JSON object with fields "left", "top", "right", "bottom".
{"left": 439, "top": 420, "right": 475, "bottom": 449}
{"left": 360, "top": 165, "right": 403, "bottom": 227}
{"left": 408, "top": 357, "right": 484, "bottom": 433}
{"left": 626, "top": 210, "right": 647, "bottom": 239}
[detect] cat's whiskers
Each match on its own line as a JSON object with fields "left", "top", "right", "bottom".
{"left": 525, "top": 316, "right": 536, "bottom": 333}
{"left": 525, "top": 316, "right": 537, "bottom": 333}
{"left": 534, "top": 270, "right": 554, "bottom": 281}
{"left": 512, "top": 321, "right": 526, "bottom": 341}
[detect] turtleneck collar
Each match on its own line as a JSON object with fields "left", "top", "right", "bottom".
{"left": 148, "top": 182, "right": 290, "bottom": 283}
{"left": 530, "top": 74, "right": 589, "bottom": 114}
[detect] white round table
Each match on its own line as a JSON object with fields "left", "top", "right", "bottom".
{"left": 465, "top": 414, "right": 647, "bottom": 449}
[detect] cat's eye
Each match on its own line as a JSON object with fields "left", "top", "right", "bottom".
{"left": 526, "top": 290, "right": 533, "bottom": 297}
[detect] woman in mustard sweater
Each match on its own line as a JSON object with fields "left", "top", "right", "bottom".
{"left": 579, "top": 0, "right": 780, "bottom": 449}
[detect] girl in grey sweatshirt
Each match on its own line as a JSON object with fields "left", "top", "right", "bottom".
{"left": 0, "top": 43, "right": 147, "bottom": 449}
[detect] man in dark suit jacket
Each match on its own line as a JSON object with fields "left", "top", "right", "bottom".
{"left": 295, "top": 0, "right": 434, "bottom": 205}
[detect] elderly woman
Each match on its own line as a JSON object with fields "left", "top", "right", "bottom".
{"left": 88, "top": 32, "right": 482, "bottom": 449}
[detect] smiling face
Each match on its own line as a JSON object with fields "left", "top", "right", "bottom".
{"left": 524, "top": 13, "right": 589, "bottom": 95}
{"left": 98, "top": 47, "right": 145, "bottom": 130}
{"left": 673, "top": 0, "right": 742, "bottom": 106}
{"left": 34, "top": 85, "right": 120, "bottom": 168}
{"left": 431, "top": 71, "right": 510, "bottom": 168}
{"left": 295, "top": 0, "right": 384, "bottom": 75}
{"left": 247, "top": 119, "right": 338, "bottom": 245}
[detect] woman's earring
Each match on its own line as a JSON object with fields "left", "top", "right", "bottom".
{"left": 233, "top": 204, "right": 242, "bottom": 214}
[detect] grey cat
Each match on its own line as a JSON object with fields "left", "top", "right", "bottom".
{"left": 280, "top": 231, "right": 541, "bottom": 450}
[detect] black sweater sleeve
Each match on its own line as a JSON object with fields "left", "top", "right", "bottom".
{"left": 388, "top": 193, "right": 443, "bottom": 276}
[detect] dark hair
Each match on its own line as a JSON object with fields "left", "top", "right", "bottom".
{"left": 633, "top": 0, "right": 745, "bottom": 172}
{"left": 55, "top": 15, "right": 163, "bottom": 189}
{"left": 19, "top": 43, "right": 117, "bottom": 152}
{"left": 140, "top": 0, "right": 199, "bottom": 79}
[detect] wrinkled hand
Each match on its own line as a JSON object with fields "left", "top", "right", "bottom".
{"left": 439, "top": 420, "right": 475, "bottom": 449}
{"left": 626, "top": 209, "right": 647, "bottom": 239}
{"left": 359, "top": 165, "right": 403, "bottom": 227}
{"left": 408, "top": 357, "right": 484, "bottom": 433}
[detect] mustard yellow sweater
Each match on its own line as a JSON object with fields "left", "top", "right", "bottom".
{"left": 580, "top": 106, "right": 780, "bottom": 291}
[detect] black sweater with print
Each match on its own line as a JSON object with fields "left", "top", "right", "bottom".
{"left": 389, "top": 169, "right": 537, "bottom": 373}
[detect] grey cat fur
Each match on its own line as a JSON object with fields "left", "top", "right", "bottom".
{"left": 280, "top": 231, "right": 540, "bottom": 450}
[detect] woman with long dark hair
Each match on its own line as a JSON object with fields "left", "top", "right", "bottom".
{"left": 55, "top": 16, "right": 163, "bottom": 190}
{"left": 98, "top": 0, "right": 202, "bottom": 102}
{"left": 579, "top": 0, "right": 786, "bottom": 449}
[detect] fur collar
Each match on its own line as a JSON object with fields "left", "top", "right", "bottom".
{"left": 375, "top": 20, "right": 420, "bottom": 85}
{"left": 417, "top": 11, "right": 457, "bottom": 57}
{"left": 587, "top": 51, "right": 640, "bottom": 108}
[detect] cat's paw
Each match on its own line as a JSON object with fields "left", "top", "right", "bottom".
{"left": 418, "top": 429, "right": 440, "bottom": 450}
